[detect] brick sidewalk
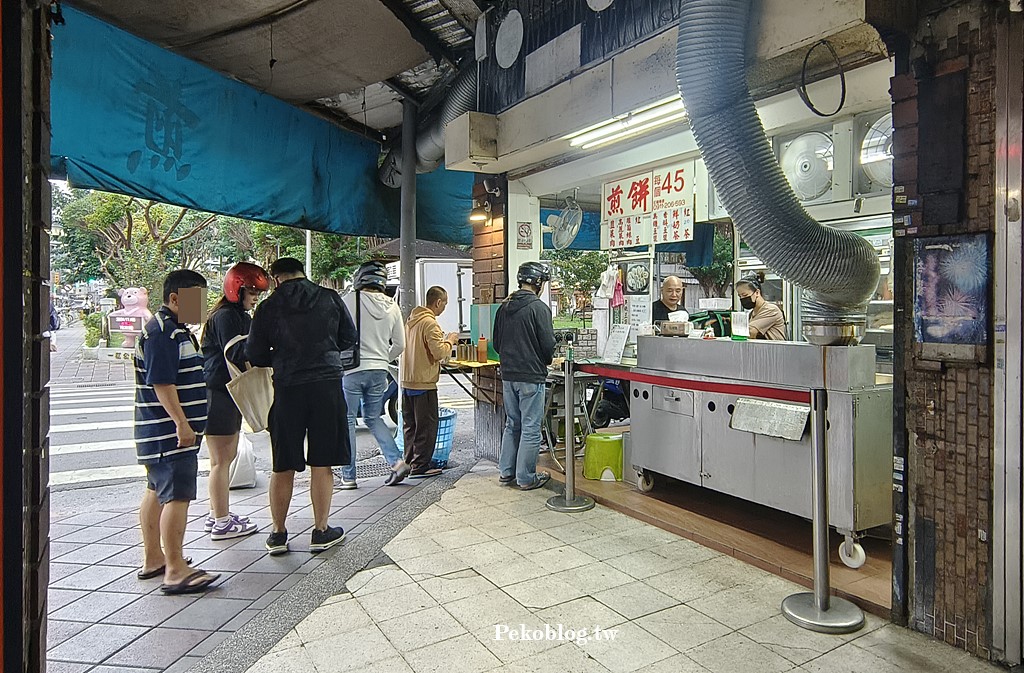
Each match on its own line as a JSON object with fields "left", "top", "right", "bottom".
{"left": 50, "top": 325, "right": 133, "bottom": 385}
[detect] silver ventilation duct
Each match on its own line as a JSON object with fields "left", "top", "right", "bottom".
{"left": 379, "top": 66, "right": 478, "bottom": 188}
{"left": 675, "top": 0, "right": 880, "bottom": 344}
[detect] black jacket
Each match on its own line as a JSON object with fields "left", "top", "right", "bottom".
{"left": 246, "top": 278, "right": 357, "bottom": 387}
{"left": 493, "top": 290, "right": 556, "bottom": 384}
{"left": 200, "top": 303, "right": 251, "bottom": 390}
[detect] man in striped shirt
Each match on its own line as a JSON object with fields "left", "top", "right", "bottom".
{"left": 134, "top": 270, "right": 220, "bottom": 595}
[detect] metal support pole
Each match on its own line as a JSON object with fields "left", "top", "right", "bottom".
{"left": 782, "top": 388, "right": 864, "bottom": 633}
{"left": 399, "top": 97, "right": 417, "bottom": 319}
{"left": 547, "top": 336, "right": 595, "bottom": 513}
{"left": 305, "top": 229, "right": 312, "bottom": 279}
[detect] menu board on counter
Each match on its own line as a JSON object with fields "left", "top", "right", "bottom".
{"left": 626, "top": 294, "right": 653, "bottom": 334}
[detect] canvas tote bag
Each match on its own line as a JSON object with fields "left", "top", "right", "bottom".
{"left": 223, "top": 334, "right": 274, "bottom": 433}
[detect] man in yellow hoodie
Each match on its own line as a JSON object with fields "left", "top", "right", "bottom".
{"left": 401, "top": 286, "right": 458, "bottom": 477}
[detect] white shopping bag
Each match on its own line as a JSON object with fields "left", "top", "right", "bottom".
{"left": 228, "top": 433, "right": 258, "bottom": 489}
{"left": 223, "top": 334, "right": 274, "bottom": 433}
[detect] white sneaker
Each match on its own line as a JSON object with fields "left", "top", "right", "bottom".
{"left": 210, "top": 516, "right": 259, "bottom": 540}
{"left": 339, "top": 479, "right": 358, "bottom": 490}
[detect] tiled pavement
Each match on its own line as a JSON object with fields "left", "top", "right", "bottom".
{"left": 231, "top": 464, "right": 1006, "bottom": 673}
{"left": 47, "top": 471, "right": 444, "bottom": 673}
{"left": 50, "top": 325, "right": 133, "bottom": 384}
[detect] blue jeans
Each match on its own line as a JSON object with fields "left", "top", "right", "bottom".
{"left": 340, "top": 370, "right": 402, "bottom": 480}
{"left": 498, "top": 381, "right": 547, "bottom": 486}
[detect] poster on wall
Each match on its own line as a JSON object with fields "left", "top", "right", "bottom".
{"left": 621, "top": 261, "right": 651, "bottom": 296}
{"left": 516, "top": 221, "right": 533, "bottom": 250}
{"left": 913, "top": 234, "right": 990, "bottom": 358}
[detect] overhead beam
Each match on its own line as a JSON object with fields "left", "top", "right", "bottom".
{"left": 383, "top": 77, "right": 423, "bottom": 105}
{"left": 377, "top": 0, "right": 460, "bottom": 68}
{"left": 304, "top": 103, "right": 387, "bottom": 144}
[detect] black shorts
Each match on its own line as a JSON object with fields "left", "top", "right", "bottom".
{"left": 205, "top": 388, "right": 243, "bottom": 436}
{"left": 145, "top": 454, "right": 199, "bottom": 504}
{"left": 268, "top": 379, "right": 350, "bottom": 473}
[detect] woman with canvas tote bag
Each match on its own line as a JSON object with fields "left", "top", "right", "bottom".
{"left": 199, "top": 262, "right": 269, "bottom": 541}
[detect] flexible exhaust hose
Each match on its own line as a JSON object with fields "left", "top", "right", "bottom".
{"left": 379, "top": 66, "right": 478, "bottom": 187}
{"left": 675, "top": 0, "right": 879, "bottom": 336}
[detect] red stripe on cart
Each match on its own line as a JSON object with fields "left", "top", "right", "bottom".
{"left": 577, "top": 364, "right": 812, "bottom": 405}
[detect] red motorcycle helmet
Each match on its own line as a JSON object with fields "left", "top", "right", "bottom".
{"left": 223, "top": 262, "right": 270, "bottom": 303}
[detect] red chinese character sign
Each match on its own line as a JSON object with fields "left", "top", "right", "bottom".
{"left": 651, "top": 161, "right": 695, "bottom": 243}
{"left": 601, "top": 164, "right": 693, "bottom": 249}
{"left": 601, "top": 173, "right": 654, "bottom": 249}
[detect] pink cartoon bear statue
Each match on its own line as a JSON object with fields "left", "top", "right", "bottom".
{"left": 108, "top": 287, "right": 153, "bottom": 349}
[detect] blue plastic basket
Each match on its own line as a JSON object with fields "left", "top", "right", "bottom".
{"left": 394, "top": 407, "right": 457, "bottom": 469}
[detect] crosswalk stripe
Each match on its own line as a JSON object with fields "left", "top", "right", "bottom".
{"left": 50, "top": 459, "right": 212, "bottom": 487}
{"left": 51, "top": 405, "right": 134, "bottom": 416}
{"left": 50, "top": 439, "right": 135, "bottom": 456}
{"left": 50, "top": 387, "right": 133, "bottom": 397}
{"left": 51, "top": 397, "right": 134, "bottom": 408}
{"left": 51, "top": 419, "right": 134, "bottom": 433}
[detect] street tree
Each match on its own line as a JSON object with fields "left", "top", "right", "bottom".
{"left": 687, "top": 222, "right": 734, "bottom": 298}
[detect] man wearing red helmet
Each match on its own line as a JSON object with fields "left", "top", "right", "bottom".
{"left": 200, "top": 262, "right": 269, "bottom": 541}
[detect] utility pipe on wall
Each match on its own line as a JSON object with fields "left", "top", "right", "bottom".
{"left": 400, "top": 97, "right": 417, "bottom": 319}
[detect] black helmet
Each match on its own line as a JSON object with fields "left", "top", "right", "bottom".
{"left": 353, "top": 261, "right": 388, "bottom": 291}
{"left": 517, "top": 261, "right": 551, "bottom": 288}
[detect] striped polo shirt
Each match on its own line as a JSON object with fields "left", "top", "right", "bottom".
{"left": 134, "top": 307, "right": 208, "bottom": 463}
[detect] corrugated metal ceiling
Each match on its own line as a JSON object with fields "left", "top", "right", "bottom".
{"left": 63, "top": 0, "right": 482, "bottom": 138}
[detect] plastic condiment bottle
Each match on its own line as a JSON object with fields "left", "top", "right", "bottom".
{"left": 477, "top": 336, "right": 488, "bottom": 362}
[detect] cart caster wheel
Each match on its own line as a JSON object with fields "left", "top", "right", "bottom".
{"left": 637, "top": 470, "right": 655, "bottom": 493}
{"left": 839, "top": 540, "right": 866, "bottom": 569}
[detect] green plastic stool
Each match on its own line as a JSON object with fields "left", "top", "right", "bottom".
{"left": 583, "top": 432, "right": 623, "bottom": 481}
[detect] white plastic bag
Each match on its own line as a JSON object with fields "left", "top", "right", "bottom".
{"left": 228, "top": 433, "right": 258, "bottom": 489}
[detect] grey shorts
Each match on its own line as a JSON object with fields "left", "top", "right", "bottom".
{"left": 145, "top": 453, "right": 199, "bottom": 504}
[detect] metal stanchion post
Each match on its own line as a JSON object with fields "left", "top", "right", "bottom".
{"left": 781, "top": 388, "right": 864, "bottom": 633}
{"left": 547, "top": 335, "right": 595, "bottom": 513}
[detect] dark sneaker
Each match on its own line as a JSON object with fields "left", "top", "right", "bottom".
{"left": 519, "top": 472, "right": 551, "bottom": 491}
{"left": 265, "top": 530, "right": 290, "bottom": 556}
{"left": 310, "top": 526, "right": 346, "bottom": 553}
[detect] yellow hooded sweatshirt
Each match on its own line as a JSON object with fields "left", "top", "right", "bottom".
{"left": 401, "top": 306, "right": 451, "bottom": 390}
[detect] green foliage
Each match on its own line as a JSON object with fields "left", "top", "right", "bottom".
{"left": 83, "top": 311, "right": 103, "bottom": 347}
{"left": 687, "top": 224, "right": 734, "bottom": 298}
{"left": 542, "top": 249, "right": 610, "bottom": 294}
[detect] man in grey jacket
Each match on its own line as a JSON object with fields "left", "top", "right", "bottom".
{"left": 493, "top": 261, "right": 556, "bottom": 491}
{"left": 339, "top": 261, "right": 408, "bottom": 489}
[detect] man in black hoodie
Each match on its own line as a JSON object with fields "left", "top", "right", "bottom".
{"left": 493, "top": 261, "right": 556, "bottom": 491}
{"left": 247, "top": 257, "right": 357, "bottom": 555}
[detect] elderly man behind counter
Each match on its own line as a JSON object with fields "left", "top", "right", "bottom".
{"left": 652, "top": 276, "right": 684, "bottom": 323}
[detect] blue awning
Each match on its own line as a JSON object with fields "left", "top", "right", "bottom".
{"left": 50, "top": 6, "right": 473, "bottom": 245}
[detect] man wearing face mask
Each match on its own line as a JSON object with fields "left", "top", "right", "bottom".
{"left": 736, "top": 272, "right": 787, "bottom": 340}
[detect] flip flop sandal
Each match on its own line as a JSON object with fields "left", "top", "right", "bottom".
{"left": 498, "top": 475, "right": 516, "bottom": 485}
{"left": 519, "top": 473, "right": 551, "bottom": 491}
{"left": 137, "top": 556, "right": 192, "bottom": 580}
{"left": 160, "top": 570, "right": 221, "bottom": 595}
{"left": 408, "top": 468, "right": 443, "bottom": 479}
